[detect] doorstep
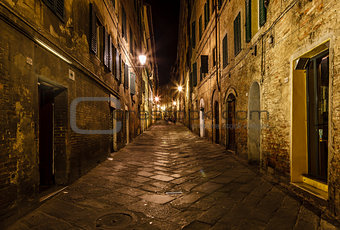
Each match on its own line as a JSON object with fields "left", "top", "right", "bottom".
{"left": 292, "top": 176, "right": 328, "bottom": 201}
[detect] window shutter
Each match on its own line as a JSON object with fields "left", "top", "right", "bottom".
{"left": 103, "top": 28, "right": 109, "bottom": 67}
{"left": 204, "top": 3, "right": 208, "bottom": 29}
{"left": 43, "top": 0, "right": 64, "bottom": 19}
{"left": 109, "top": 35, "right": 113, "bottom": 72}
{"left": 192, "top": 21, "right": 196, "bottom": 48}
{"left": 201, "top": 55, "right": 209, "bottom": 73}
{"left": 207, "top": 0, "right": 210, "bottom": 22}
{"left": 199, "top": 16, "right": 202, "bottom": 40}
{"left": 223, "top": 34, "right": 228, "bottom": 67}
{"left": 245, "top": 0, "right": 251, "bottom": 43}
{"left": 259, "top": 0, "right": 267, "bottom": 27}
{"left": 122, "top": 7, "right": 126, "bottom": 39}
{"left": 234, "top": 13, "right": 241, "bottom": 56}
{"left": 190, "top": 72, "right": 193, "bottom": 88}
{"left": 130, "top": 72, "right": 136, "bottom": 95}
{"left": 124, "top": 63, "right": 129, "bottom": 89}
{"left": 89, "top": 4, "right": 97, "bottom": 54}
{"left": 193, "top": 63, "right": 197, "bottom": 87}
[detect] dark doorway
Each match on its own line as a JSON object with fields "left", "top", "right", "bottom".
{"left": 227, "top": 94, "right": 236, "bottom": 151}
{"left": 307, "top": 51, "right": 329, "bottom": 182}
{"left": 214, "top": 101, "right": 219, "bottom": 144}
{"left": 39, "top": 85, "right": 55, "bottom": 188}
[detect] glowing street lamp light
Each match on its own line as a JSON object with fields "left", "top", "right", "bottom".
{"left": 178, "top": 86, "right": 183, "bottom": 92}
{"left": 139, "top": 55, "right": 147, "bottom": 66}
{"left": 173, "top": 101, "right": 177, "bottom": 106}
{"left": 155, "top": 96, "right": 160, "bottom": 102}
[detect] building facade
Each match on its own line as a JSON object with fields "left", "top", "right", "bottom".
{"left": 0, "top": 0, "right": 158, "bottom": 227}
{"left": 174, "top": 0, "right": 340, "bottom": 219}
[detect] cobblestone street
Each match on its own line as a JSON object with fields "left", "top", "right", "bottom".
{"left": 8, "top": 122, "right": 338, "bottom": 230}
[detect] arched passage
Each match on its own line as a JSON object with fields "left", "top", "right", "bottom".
{"left": 248, "top": 82, "right": 261, "bottom": 162}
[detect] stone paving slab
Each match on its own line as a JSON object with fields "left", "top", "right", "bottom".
{"left": 7, "top": 121, "right": 339, "bottom": 230}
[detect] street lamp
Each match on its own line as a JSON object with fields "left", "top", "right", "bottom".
{"left": 178, "top": 85, "right": 183, "bottom": 92}
{"left": 173, "top": 101, "right": 177, "bottom": 106}
{"left": 139, "top": 55, "right": 147, "bottom": 66}
{"left": 155, "top": 96, "right": 160, "bottom": 102}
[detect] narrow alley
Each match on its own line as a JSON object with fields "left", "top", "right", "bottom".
{"left": 8, "top": 122, "right": 337, "bottom": 230}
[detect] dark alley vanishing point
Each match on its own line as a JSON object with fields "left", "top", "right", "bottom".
{"left": 8, "top": 122, "right": 338, "bottom": 229}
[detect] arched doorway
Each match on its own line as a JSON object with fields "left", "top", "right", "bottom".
{"left": 248, "top": 82, "right": 261, "bottom": 163}
{"left": 200, "top": 98, "right": 205, "bottom": 137}
{"left": 214, "top": 101, "right": 219, "bottom": 143}
{"left": 226, "top": 94, "right": 236, "bottom": 150}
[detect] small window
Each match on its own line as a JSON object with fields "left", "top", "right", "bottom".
{"left": 43, "top": 0, "right": 64, "bottom": 20}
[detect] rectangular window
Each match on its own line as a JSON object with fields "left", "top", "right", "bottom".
{"left": 199, "top": 16, "right": 203, "bottom": 40}
{"left": 192, "top": 21, "right": 196, "bottom": 48}
{"left": 43, "top": 0, "right": 64, "bottom": 20}
{"left": 201, "top": 55, "right": 209, "bottom": 74}
{"left": 234, "top": 13, "right": 241, "bottom": 56}
{"left": 223, "top": 34, "right": 228, "bottom": 67}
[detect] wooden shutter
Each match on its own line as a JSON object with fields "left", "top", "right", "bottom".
{"left": 204, "top": 3, "right": 208, "bottom": 28}
{"left": 199, "top": 16, "right": 202, "bottom": 40}
{"left": 193, "top": 63, "right": 197, "bottom": 87}
{"left": 192, "top": 21, "right": 196, "bottom": 48}
{"left": 245, "top": 0, "right": 251, "bottom": 43}
{"left": 201, "top": 55, "right": 209, "bottom": 73}
{"left": 124, "top": 63, "right": 129, "bottom": 89}
{"left": 55, "top": 0, "right": 64, "bottom": 18}
{"left": 130, "top": 72, "right": 136, "bottom": 95}
{"left": 207, "top": 0, "right": 210, "bottom": 22}
{"left": 115, "top": 50, "right": 120, "bottom": 81}
{"left": 89, "top": 4, "right": 97, "bottom": 54}
{"left": 259, "top": 0, "right": 267, "bottom": 27}
{"left": 122, "top": 7, "right": 126, "bottom": 39}
{"left": 223, "top": 34, "right": 228, "bottom": 67}
{"left": 109, "top": 35, "right": 113, "bottom": 72}
{"left": 43, "top": 0, "right": 64, "bottom": 19}
{"left": 218, "top": 0, "right": 222, "bottom": 9}
{"left": 103, "top": 28, "right": 109, "bottom": 67}
{"left": 234, "top": 13, "right": 241, "bottom": 56}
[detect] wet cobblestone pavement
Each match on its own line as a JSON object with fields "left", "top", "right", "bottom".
{"left": 9, "top": 122, "right": 339, "bottom": 229}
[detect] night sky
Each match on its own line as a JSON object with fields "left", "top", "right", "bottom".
{"left": 149, "top": 0, "right": 180, "bottom": 86}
